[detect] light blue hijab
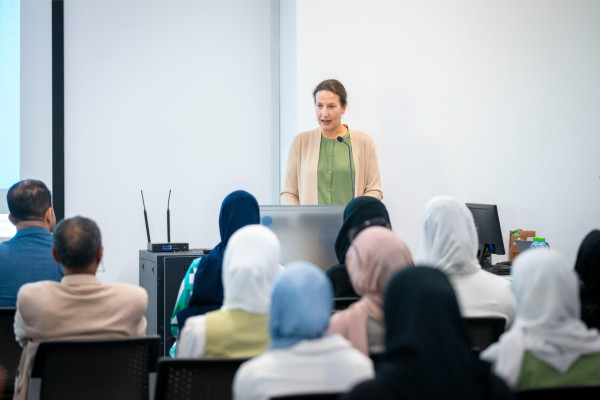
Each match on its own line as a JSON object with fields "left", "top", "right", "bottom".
{"left": 269, "top": 262, "right": 333, "bottom": 350}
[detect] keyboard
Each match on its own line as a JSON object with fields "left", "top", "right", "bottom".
{"left": 483, "top": 264, "right": 511, "bottom": 276}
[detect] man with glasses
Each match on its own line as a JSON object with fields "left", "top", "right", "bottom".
{"left": 12, "top": 216, "right": 148, "bottom": 400}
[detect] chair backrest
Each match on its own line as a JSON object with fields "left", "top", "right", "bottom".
{"left": 463, "top": 317, "right": 506, "bottom": 353}
{"left": 516, "top": 385, "right": 600, "bottom": 400}
{"left": 0, "top": 307, "right": 21, "bottom": 395}
{"left": 270, "top": 394, "right": 342, "bottom": 400}
{"left": 333, "top": 297, "right": 359, "bottom": 311}
{"left": 28, "top": 336, "right": 160, "bottom": 400}
{"left": 154, "top": 358, "right": 248, "bottom": 400}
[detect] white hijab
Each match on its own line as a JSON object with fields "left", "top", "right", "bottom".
{"left": 416, "top": 196, "right": 481, "bottom": 275}
{"left": 221, "top": 224, "right": 281, "bottom": 314}
{"left": 481, "top": 249, "right": 600, "bottom": 388}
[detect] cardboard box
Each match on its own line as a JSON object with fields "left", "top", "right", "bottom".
{"left": 508, "top": 230, "right": 536, "bottom": 262}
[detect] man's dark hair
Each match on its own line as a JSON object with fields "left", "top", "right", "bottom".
{"left": 53, "top": 216, "right": 102, "bottom": 270}
{"left": 7, "top": 180, "right": 53, "bottom": 223}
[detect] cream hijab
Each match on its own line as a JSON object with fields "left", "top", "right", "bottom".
{"left": 329, "top": 226, "right": 413, "bottom": 354}
{"left": 221, "top": 224, "right": 281, "bottom": 314}
{"left": 416, "top": 196, "right": 480, "bottom": 275}
{"left": 481, "top": 249, "right": 600, "bottom": 388}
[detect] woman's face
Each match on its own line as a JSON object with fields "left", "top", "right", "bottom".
{"left": 315, "top": 90, "right": 346, "bottom": 133}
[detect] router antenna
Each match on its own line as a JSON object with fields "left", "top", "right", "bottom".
{"left": 167, "top": 190, "right": 172, "bottom": 243}
{"left": 141, "top": 190, "right": 151, "bottom": 244}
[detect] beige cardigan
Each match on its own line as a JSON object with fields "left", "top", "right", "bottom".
{"left": 280, "top": 126, "right": 383, "bottom": 205}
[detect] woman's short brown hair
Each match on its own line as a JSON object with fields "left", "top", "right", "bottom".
{"left": 313, "top": 79, "right": 347, "bottom": 107}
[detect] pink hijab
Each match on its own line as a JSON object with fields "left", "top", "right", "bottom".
{"left": 328, "top": 226, "right": 413, "bottom": 354}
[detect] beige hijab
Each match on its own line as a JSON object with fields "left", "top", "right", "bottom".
{"left": 328, "top": 226, "right": 413, "bottom": 354}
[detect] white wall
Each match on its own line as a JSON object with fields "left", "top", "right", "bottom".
{"left": 64, "top": 0, "right": 275, "bottom": 284}
{"left": 279, "top": 0, "right": 297, "bottom": 189}
{"left": 21, "top": 0, "right": 53, "bottom": 190}
{"left": 295, "top": 0, "right": 600, "bottom": 265}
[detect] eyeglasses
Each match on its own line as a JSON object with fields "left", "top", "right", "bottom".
{"left": 348, "top": 217, "right": 391, "bottom": 242}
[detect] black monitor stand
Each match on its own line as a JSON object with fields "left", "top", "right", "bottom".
{"left": 477, "top": 244, "right": 493, "bottom": 267}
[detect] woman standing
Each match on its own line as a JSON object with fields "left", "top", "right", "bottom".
{"left": 280, "top": 79, "right": 382, "bottom": 205}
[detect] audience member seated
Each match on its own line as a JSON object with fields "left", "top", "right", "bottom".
{"left": 177, "top": 225, "right": 280, "bottom": 358}
{"left": 233, "top": 262, "right": 374, "bottom": 400}
{"left": 574, "top": 230, "right": 600, "bottom": 331}
{"left": 0, "top": 364, "right": 5, "bottom": 395}
{"left": 343, "top": 267, "right": 515, "bottom": 400}
{"left": 12, "top": 216, "right": 147, "bottom": 400}
{"left": 481, "top": 249, "right": 600, "bottom": 390}
{"left": 416, "top": 196, "right": 516, "bottom": 326}
{"left": 327, "top": 196, "right": 391, "bottom": 298}
{"left": 329, "top": 227, "right": 413, "bottom": 356}
{"left": 0, "top": 180, "right": 63, "bottom": 307}
{"left": 171, "top": 190, "right": 260, "bottom": 353}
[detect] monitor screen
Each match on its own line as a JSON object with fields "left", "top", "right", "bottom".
{"left": 466, "top": 203, "right": 505, "bottom": 265}
{"left": 259, "top": 205, "right": 344, "bottom": 270}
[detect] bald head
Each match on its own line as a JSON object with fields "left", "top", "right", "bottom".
{"left": 53, "top": 216, "right": 102, "bottom": 272}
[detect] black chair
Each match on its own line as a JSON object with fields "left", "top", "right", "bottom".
{"left": 271, "top": 394, "right": 342, "bottom": 400}
{"left": 27, "top": 336, "right": 160, "bottom": 400}
{"left": 463, "top": 317, "right": 506, "bottom": 353}
{"left": 369, "top": 352, "right": 385, "bottom": 367}
{"left": 0, "top": 307, "right": 21, "bottom": 399}
{"left": 333, "top": 297, "right": 359, "bottom": 311}
{"left": 516, "top": 385, "right": 600, "bottom": 400}
{"left": 154, "top": 358, "right": 248, "bottom": 400}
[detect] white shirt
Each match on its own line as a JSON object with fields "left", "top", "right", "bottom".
{"left": 448, "top": 268, "right": 516, "bottom": 327}
{"left": 233, "top": 334, "right": 374, "bottom": 400}
{"left": 177, "top": 315, "right": 207, "bottom": 358}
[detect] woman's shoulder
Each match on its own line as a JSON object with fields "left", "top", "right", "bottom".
{"left": 293, "top": 128, "right": 321, "bottom": 143}
{"left": 475, "top": 269, "right": 513, "bottom": 289}
{"left": 348, "top": 128, "right": 376, "bottom": 146}
{"left": 329, "top": 303, "right": 363, "bottom": 333}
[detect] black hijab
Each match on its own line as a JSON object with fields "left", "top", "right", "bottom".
{"left": 334, "top": 196, "right": 391, "bottom": 264}
{"left": 327, "top": 197, "right": 390, "bottom": 298}
{"left": 176, "top": 190, "right": 259, "bottom": 331}
{"left": 575, "top": 230, "right": 600, "bottom": 329}
{"left": 344, "top": 267, "right": 514, "bottom": 400}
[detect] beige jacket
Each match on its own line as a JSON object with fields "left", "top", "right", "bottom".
{"left": 280, "top": 126, "right": 383, "bottom": 205}
{"left": 12, "top": 274, "right": 148, "bottom": 400}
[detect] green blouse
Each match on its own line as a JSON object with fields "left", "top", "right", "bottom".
{"left": 317, "top": 131, "right": 356, "bottom": 205}
{"left": 517, "top": 350, "right": 600, "bottom": 390}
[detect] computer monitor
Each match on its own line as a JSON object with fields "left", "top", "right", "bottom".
{"left": 466, "top": 203, "right": 505, "bottom": 266}
{"left": 259, "top": 205, "right": 345, "bottom": 270}
{"left": 0, "top": 213, "right": 16, "bottom": 243}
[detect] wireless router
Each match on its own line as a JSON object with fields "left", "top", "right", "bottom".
{"left": 141, "top": 190, "right": 189, "bottom": 252}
